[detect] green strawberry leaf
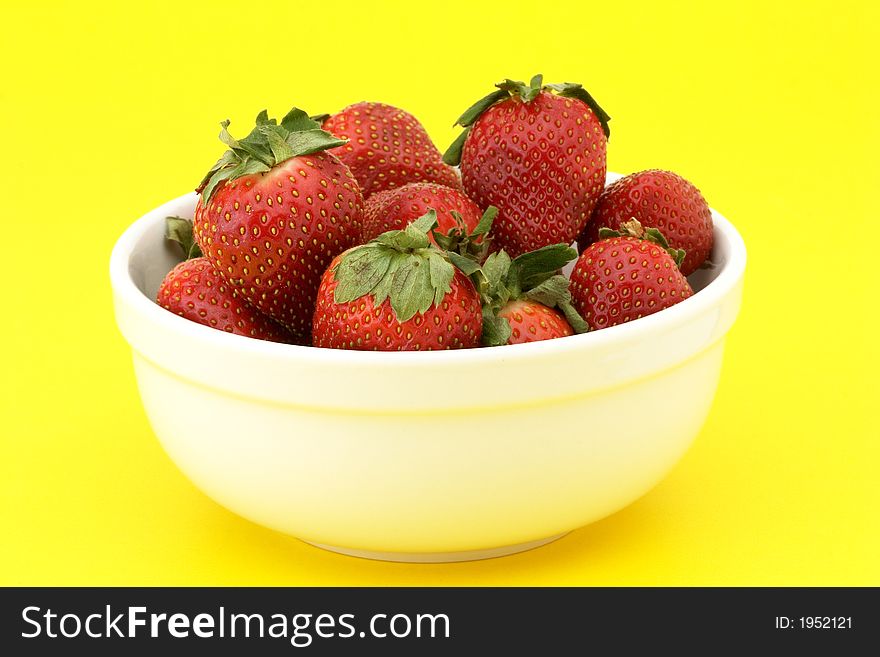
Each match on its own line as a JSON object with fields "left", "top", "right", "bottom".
{"left": 522, "top": 275, "right": 589, "bottom": 334}
{"left": 226, "top": 121, "right": 274, "bottom": 165}
{"left": 376, "top": 210, "right": 437, "bottom": 250}
{"left": 427, "top": 251, "right": 455, "bottom": 307}
{"left": 521, "top": 274, "right": 570, "bottom": 307}
{"left": 259, "top": 124, "right": 294, "bottom": 163}
{"left": 230, "top": 157, "right": 271, "bottom": 179}
{"left": 280, "top": 107, "right": 321, "bottom": 133}
{"left": 481, "top": 250, "right": 513, "bottom": 289}
{"left": 408, "top": 211, "right": 440, "bottom": 238}
{"left": 481, "top": 306, "right": 513, "bottom": 347}
{"left": 442, "top": 127, "right": 470, "bottom": 166}
{"left": 390, "top": 255, "right": 435, "bottom": 321}
{"left": 333, "top": 247, "right": 393, "bottom": 305}
{"left": 453, "top": 90, "right": 509, "bottom": 128}
{"left": 476, "top": 250, "right": 515, "bottom": 307}
{"left": 164, "top": 216, "right": 202, "bottom": 259}
{"left": 669, "top": 248, "right": 686, "bottom": 268}
{"left": 446, "top": 251, "right": 481, "bottom": 276}
{"left": 512, "top": 243, "right": 579, "bottom": 290}
{"left": 644, "top": 226, "right": 670, "bottom": 248}
{"left": 218, "top": 119, "right": 241, "bottom": 150}
{"left": 558, "top": 299, "right": 590, "bottom": 334}
{"left": 196, "top": 150, "right": 237, "bottom": 191}
{"left": 371, "top": 251, "right": 409, "bottom": 308}
{"left": 199, "top": 167, "right": 237, "bottom": 207}
{"left": 544, "top": 82, "right": 611, "bottom": 139}
{"left": 471, "top": 205, "right": 498, "bottom": 238}
{"left": 284, "top": 128, "right": 347, "bottom": 158}
{"left": 332, "top": 210, "right": 460, "bottom": 322}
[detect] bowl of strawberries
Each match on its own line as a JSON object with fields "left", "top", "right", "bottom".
{"left": 111, "top": 76, "right": 745, "bottom": 562}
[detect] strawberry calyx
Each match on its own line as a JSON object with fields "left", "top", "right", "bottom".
{"left": 432, "top": 205, "right": 497, "bottom": 263}
{"left": 196, "top": 108, "right": 348, "bottom": 203}
{"left": 164, "top": 216, "right": 202, "bottom": 259}
{"left": 472, "top": 244, "right": 589, "bottom": 346}
{"left": 443, "top": 74, "right": 611, "bottom": 165}
{"left": 332, "top": 210, "right": 471, "bottom": 323}
{"left": 496, "top": 73, "right": 547, "bottom": 103}
{"left": 598, "top": 219, "right": 687, "bottom": 269}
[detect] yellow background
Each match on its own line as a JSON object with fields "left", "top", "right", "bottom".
{"left": 1, "top": 0, "right": 877, "bottom": 585}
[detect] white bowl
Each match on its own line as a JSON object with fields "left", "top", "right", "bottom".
{"left": 110, "top": 174, "right": 746, "bottom": 562}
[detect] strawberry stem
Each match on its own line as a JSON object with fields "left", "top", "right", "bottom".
{"left": 431, "top": 206, "right": 497, "bottom": 262}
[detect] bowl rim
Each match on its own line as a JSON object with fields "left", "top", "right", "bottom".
{"left": 110, "top": 190, "right": 746, "bottom": 368}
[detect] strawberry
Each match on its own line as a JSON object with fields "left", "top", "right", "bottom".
{"left": 311, "top": 212, "right": 482, "bottom": 351}
{"left": 444, "top": 74, "right": 610, "bottom": 258}
{"left": 578, "top": 169, "right": 713, "bottom": 275}
{"left": 362, "top": 182, "right": 485, "bottom": 244}
{"left": 156, "top": 217, "right": 295, "bottom": 343}
{"left": 469, "top": 244, "right": 588, "bottom": 346}
{"left": 499, "top": 300, "right": 574, "bottom": 344}
{"left": 570, "top": 220, "right": 693, "bottom": 330}
{"left": 321, "top": 102, "right": 462, "bottom": 198}
{"left": 193, "top": 108, "right": 363, "bottom": 340}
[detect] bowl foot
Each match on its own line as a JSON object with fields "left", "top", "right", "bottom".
{"left": 303, "top": 533, "right": 568, "bottom": 563}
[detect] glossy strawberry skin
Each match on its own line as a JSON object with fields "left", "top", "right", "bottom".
{"left": 156, "top": 257, "right": 295, "bottom": 343}
{"left": 570, "top": 237, "right": 693, "bottom": 330}
{"left": 193, "top": 152, "right": 363, "bottom": 339}
{"left": 460, "top": 91, "right": 607, "bottom": 258}
{"left": 362, "top": 182, "right": 483, "bottom": 243}
{"left": 578, "top": 170, "right": 713, "bottom": 275}
{"left": 499, "top": 299, "right": 573, "bottom": 344}
{"left": 323, "top": 102, "right": 462, "bottom": 198}
{"left": 312, "top": 254, "right": 482, "bottom": 351}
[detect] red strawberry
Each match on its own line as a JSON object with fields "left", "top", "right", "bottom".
{"left": 193, "top": 108, "right": 363, "bottom": 340}
{"left": 156, "top": 217, "right": 295, "bottom": 343}
{"left": 312, "top": 212, "right": 482, "bottom": 351}
{"left": 361, "top": 182, "right": 484, "bottom": 243}
{"left": 474, "top": 244, "right": 588, "bottom": 346}
{"left": 578, "top": 170, "right": 713, "bottom": 275}
{"left": 570, "top": 220, "right": 693, "bottom": 330}
{"left": 499, "top": 299, "right": 574, "bottom": 344}
{"left": 444, "top": 75, "right": 610, "bottom": 258}
{"left": 321, "top": 102, "right": 462, "bottom": 198}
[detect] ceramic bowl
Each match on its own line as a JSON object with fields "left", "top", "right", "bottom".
{"left": 110, "top": 174, "right": 746, "bottom": 562}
